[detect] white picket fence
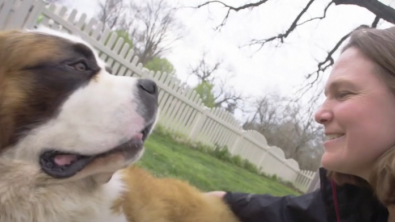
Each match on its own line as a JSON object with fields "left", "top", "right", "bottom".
{"left": 0, "top": 0, "right": 316, "bottom": 192}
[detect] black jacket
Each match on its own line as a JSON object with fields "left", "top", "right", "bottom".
{"left": 224, "top": 168, "right": 388, "bottom": 222}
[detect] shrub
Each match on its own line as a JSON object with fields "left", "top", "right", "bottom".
{"left": 230, "top": 155, "right": 244, "bottom": 168}
{"left": 212, "top": 144, "right": 232, "bottom": 162}
{"left": 243, "top": 160, "right": 260, "bottom": 174}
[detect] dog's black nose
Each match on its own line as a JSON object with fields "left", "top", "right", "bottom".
{"left": 138, "top": 79, "right": 158, "bottom": 96}
{"left": 137, "top": 79, "right": 158, "bottom": 122}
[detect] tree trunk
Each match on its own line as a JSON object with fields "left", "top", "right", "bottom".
{"left": 334, "top": 0, "right": 395, "bottom": 24}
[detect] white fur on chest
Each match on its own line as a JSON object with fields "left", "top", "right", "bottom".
{"left": 0, "top": 165, "right": 129, "bottom": 222}
{"left": 93, "top": 214, "right": 128, "bottom": 222}
{"left": 85, "top": 171, "right": 128, "bottom": 222}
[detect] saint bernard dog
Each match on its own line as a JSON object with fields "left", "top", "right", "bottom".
{"left": 0, "top": 28, "right": 240, "bottom": 222}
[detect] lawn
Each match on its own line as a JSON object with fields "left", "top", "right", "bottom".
{"left": 136, "top": 129, "right": 300, "bottom": 196}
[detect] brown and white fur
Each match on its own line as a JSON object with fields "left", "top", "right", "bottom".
{"left": 0, "top": 28, "right": 240, "bottom": 222}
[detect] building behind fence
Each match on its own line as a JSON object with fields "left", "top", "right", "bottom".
{"left": 0, "top": 0, "right": 317, "bottom": 192}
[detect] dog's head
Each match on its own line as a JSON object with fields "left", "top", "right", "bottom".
{"left": 0, "top": 29, "right": 158, "bottom": 184}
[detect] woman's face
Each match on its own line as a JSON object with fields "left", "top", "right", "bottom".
{"left": 314, "top": 47, "right": 395, "bottom": 179}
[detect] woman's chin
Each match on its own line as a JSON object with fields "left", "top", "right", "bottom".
{"left": 321, "top": 153, "right": 343, "bottom": 172}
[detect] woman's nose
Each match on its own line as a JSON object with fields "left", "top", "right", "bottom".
{"left": 314, "top": 106, "right": 333, "bottom": 125}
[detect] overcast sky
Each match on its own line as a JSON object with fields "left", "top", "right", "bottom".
{"left": 62, "top": 0, "right": 395, "bottom": 118}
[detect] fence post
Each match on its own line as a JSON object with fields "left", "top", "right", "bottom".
{"left": 229, "top": 133, "right": 244, "bottom": 154}
{"left": 306, "top": 170, "right": 320, "bottom": 193}
{"left": 25, "top": 0, "right": 45, "bottom": 29}
{"left": 188, "top": 109, "right": 207, "bottom": 141}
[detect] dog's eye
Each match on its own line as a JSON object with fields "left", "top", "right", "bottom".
{"left": 69, "top": 62, "right": 88, "bottom": 72}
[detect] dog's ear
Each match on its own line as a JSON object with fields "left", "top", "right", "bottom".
{"left": 0, "top": 30, "right": 45, "bottom": 152}
{"left": 0, "top": 30, "right": 15, "bottom": 77}
{"left": 0, "top": 31, "right": 17, "bottom": 152}
{"left": 0, "top": 72, "right": 14, "bottom": 152}
{"left": 0, "top": 32, "right": 8, "bottom": 151}
{"left": 0, "top": 30, "right": 11, "bottom": 62}
{"left": 0, "top": 108, "right": 14, "bottom": 152}
{"left": 0, "top": 46, "right": 13, "bottom": 152}
{"left": 0, "top": 31, "right": 6, "bottom": 77}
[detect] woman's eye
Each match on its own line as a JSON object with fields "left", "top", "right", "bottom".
{"left": 337, "top": 91, "right": 352, "bottom": 99}
{"left": 69, "top": 62, "right": 88, "bottom": 72}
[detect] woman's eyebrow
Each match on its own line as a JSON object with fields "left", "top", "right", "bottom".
{"left": 324, "top": 79, "right": 357, "bottom": 96}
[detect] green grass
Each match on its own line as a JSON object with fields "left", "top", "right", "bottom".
{"left": 136, "top": 129, "right": 300, "bottom": 196}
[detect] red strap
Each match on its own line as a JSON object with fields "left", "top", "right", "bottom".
{"left": 331, "top": 181, "right": 341, "bottom": 222}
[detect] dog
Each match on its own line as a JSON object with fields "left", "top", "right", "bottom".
{"left": 0, "top": 28, "right": 240, "bottom": 222}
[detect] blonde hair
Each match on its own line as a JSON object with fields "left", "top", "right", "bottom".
{"left": 328, "top": 26, "right": 395, "bottom": 206}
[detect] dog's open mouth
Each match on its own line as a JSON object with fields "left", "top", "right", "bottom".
{"left": 39, "top": 125, "right": 152, "bottom": 179}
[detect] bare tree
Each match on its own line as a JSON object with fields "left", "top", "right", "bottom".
{"left": 96, "top": 0, "right": 124, "bottom": 30}
{"left": 213, "top": 78, "right": 244, "bottom": 114}
{"left": 95, "top": 0, "right": 182, "bottom": 65}
{"left": 189, "top": 55, "right": 221, "bottom": 83}
{"left": 126, "top": 0, "right": 183, "bottom": 65}
{"left": 243, "top": 94, "right": 324, "bottom": 171}
{"left": 243, "top": 94, "right": 282, "bottom": 134}
{"left": 196, "top": 0, "right": 395, "bottom": 89}
{"left": 43, "top": 0, "right": 66, "bottom": 4}
{"left": 189, "top": 54, "right": 244, "bottom": 113}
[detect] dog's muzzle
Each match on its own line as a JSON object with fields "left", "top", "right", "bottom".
{"left": 39, "top": 79, "right": 159, "bottom": 179}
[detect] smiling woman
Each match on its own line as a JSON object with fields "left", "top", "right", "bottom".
{"left": 316, "top": 47, "right": 395, "bottom": 182}
{"left": 208, "top": 26, "right": 395, "bottom": 222}
{"left": 321, "top": 28, "right": 395, "bottom": 206}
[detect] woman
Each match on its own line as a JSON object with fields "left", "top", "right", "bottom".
{"left": 209, "top": 26, "right": 395, "bottom": 222}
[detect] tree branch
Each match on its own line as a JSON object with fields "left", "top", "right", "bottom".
{"left": 195, "top": 0, "right": 269, "bottom": 30}
{"left": 371, "top": 15, "right": 380, "bottom": 28}
{"left": 195, "top": 0, "right": 269, "bottom": 12}
{"left": 306, "top": 23, "right": 372, "bottom": 80}
{"left": 334, "top": 0, "right": 395, "bottom": 25}
{"left": 302, "top": 31, "right": 349, "bottom": 87}
{"left": 248, "top": 0, "right": 315, "bottom": 49}
{"left": 296, "top": 24, "right": 372, "bottom": 99}
{"left": 298, "top": 1, "right": 334, "bottom": 26}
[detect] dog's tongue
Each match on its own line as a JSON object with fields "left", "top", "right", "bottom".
{"left": 54, "top": 154, "right": 77, "bottom": 166}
